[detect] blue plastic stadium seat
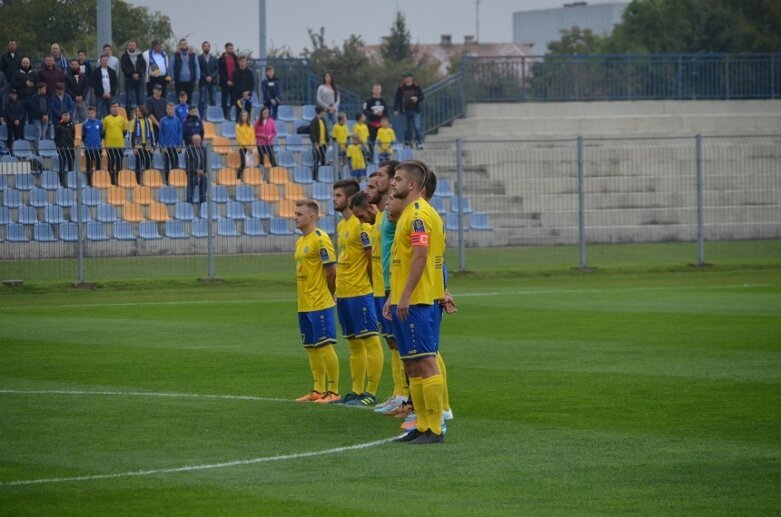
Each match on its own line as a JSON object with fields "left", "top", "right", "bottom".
{"left": 0, "top": 207, "right": 10, "bottom": 224}
{"left": 7, "top": 223, "right": 28, "bottom": 242}
{"left": 213, "top": 185, "right": 229, "bottom": 203}
{"left": 319, "top": 216, "right": 336, "bottom": 234}
{"left": 201, "top": 201, "right": 220, "bottom": 220}
{"left": 396, "top": 148, "right": 413, "bottom": 161}
{"left": 317, "top": 165, "right": 336, "bottom": 183}
{"left": 3, "top": 188, "right": 23, "bottom": 208}
{"left": 97, "top": 204, "right": 118, "bottom": 223}
{"left": 0, "top": 175, "right": 7, "bottom": 190}
{"left": 165, "top": 220, "right": 188, "bottom": 239}
{"left": 301, "top": 105, "right": 316, "bottom": 121}
{"left": 41, "top": 171, "right": 60, "bottom": 190}
{"left": 250, "top": 200, "right": 272, "bottom": 219}
{"left": 429, "top": 196, "right": 447, "bottom": 215}
{"left": 66, "top": 171, "right": 87, "bottom": 189}
{"left": 174, "top": 202, "right": 196, "bottom": 221}
{"left": 205, "top": 105, "right": 225, "bottom": 123}
{"left": 139, "top": 221, "right": 161, "bottom": 239}
{"left": 277, "top": 105, "right": 296, "bottom": 123}
{"left": 437, "top": 179, "right": 453, "bottom": 198}
{"left": 469, "top": 212, "right": 493, "bottom": 231}
{"left": 29, "top": 188, "right": 49, "bottom": 208}
{"left": 33, "top": 223, "right": 56, "bottom": 242}
{"left": 23, "top": 124, "right": 40, "bottom": 142}
{"left": 37, "top": 139, "right": 59, "bottom": 159}
{"left": 220, "top": 120, "right": 237, "bottom": 138}
{"left": 275, "top": 119, "right": 289, "bottom": 138}
{"left": 285, "top": 135, "right": 306, "bottom": 153}
{"left": 235, "top": 184, "right": 255, "bottom": 202}
{"left": 56, "top": 187, "right": 76, "bottom": 207}
{"left": 269, "top": 216, "right": 293, "bottom": 235}
{"left": 191, "top": 218, "right": 209, "bottom": 238}
{"left": 59, "top": 222, "right": 78, "bottom": 242}
{"left": 70, "top": 204, "right": 92, "bottom": 223}
{"left": 450, "top": 195, "right": 473, "bottom": 214}
{"left": 113, "top": 221, "right": 136, "bottom": 240}
{"left": 14, "top": 173, "right": 34, "bottom": 191}
{"left": 13, "top": 139, "right": 35, "bottom": 159}
{"left": 158, "top": 186, "right": 179, "bottom": 205}
{"left": 277, "top": 150, "right": 296, "bottom": 168}
{"left": 445, "top": 214, "right": 463, "bottom": 232}
{"left": 301, "top": 150, "right": 314, "bottom": 167}
{"left": 243, "top": 217, "right": 267, "bottom": 236}
{"left": 44, "top": 205, "right": 66, "bottom": 224}
{"left": 82, "top": 187, "right": 102, "bottom": 207}
{"left": 226, "top": 201, "right": 246, "bottom": 220}
{"left": 366, "top": 163, "right": 378, "bottom": 175}
{"left": 217, "top": 218, "right": 240, "bottom": 236}
{"left": 87, "top": 221, "right": 109, "bottom": 240}
{"left": 311, "top": 182, "right": 331, "bottom": 201}
{"left": 292, "top": 165, "right": 315, "bottom": 185}
{"left": 18, "top": 205, "right": 38, "bottom": 224}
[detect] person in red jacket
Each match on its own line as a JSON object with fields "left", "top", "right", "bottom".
{"left": 254, "top": 105, "right": 277, "bottom": 171}
{"left": 38, "top": 55, "right": 64, "bottom": 98}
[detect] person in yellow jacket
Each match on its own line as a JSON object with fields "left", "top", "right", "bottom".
{"left": 331, "top": 112, "right": 349, "bottom": 169}
{"left": 346, "top": 134, "right": 366, "bottom": 179}
{"left": 102, "top": 101, "right": 128, "bottom": 185}
{"left": 235, "top": 109, "right": 256, "bottom": 180}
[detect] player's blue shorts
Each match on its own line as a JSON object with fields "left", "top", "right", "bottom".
{"left": 374, "top": 295, "right": 393, "bottom": 339}
{"left": 351, "top": 168, "right": 366, "bottom": 179}
{"left": 298, "top": 307, "right": 337, "bottom": 348}
{"left": 390, "top": 304, "right": 438, "bottom": 360}
{"left": 337, "top": 294, "right": 379, "bottom": 339}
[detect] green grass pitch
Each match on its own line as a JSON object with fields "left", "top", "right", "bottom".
{"left": 1, "top": 244, "right": 780, "bottom": 515}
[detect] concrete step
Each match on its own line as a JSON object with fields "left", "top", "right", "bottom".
{"left": 539, "top": 206, "right": 781, "bottom": 227}
{"left": 517, "top": 190, "right": 780, "bottom": 211}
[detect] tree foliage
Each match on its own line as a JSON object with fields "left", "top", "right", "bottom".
{"left": 0, "top": 0, "right": 174, "bottom": 59}
{"left": 380, "top": 11, "right": 412, "bottom": 63}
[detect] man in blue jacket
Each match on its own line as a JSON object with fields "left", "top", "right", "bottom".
{"left": 81, "top": 106, "right": 104, "bottom": 186}
{"left": 172, "top": 38, "right": 200, "bottom": 105}
{"left": 158, "top": 102, "right": 184, "bottom": 184}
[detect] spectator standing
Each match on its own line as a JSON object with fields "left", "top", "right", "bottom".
{"left": 82, "top": 106, "right": 103, "bottom": 185}
{"left": 50, "top": 43, "right": 68, "bottom": 72}
{"left": 308, "top": 105, "right": 327, "bottom": 181}
{"left": 182, "top": 105, "right": 204, "bottom": 146}
{"left": 144, "top": 83, "right": 167, "bottom": 140}
{"left": 353, "top": 112, "right": 370, "bottom": 161}
{"left": 346, "top": 133, "right": 367, "bottom": 179}
{"left": 1, "top": 40, "right": 22, "bottom": 82}
{"left": 76, "top": 50, "right": 93, "bottom": 77}
{"left": 3, "top": 89, "right": 26, "bottom": 151}
{"left": 172, "top": 38, "right": 200, "bottom": 105}
{"left": 129, "top": 105, "right": 156, "bottom": 184}
{"left": 120, "top": 40, "right": 146, "bottom": 115}
{"left": 393, "top": 72, "right": 424, "bottom": 149}
{"left": 102, "top": 101, "right": 127, "bottom": 184}
{"left": 49, "top": 82, "right": 76, "bottom": 125}
{"left": 102, "top": 44, "right": 120, "bottom": 75}
{"left": 363, "top": 83, "right": 388, "bottom": 155}
{"left": 28, "top": 83, "right": 50, "bottom": 140}
{"left": 332, "top": 112, "right": 349, "bottom": 168}
{"left": 91, "top": 54, "right": 118, "bottom": 118}
{"left": 143, "top": 39, "right": 170, "bottom": 97}
{"left": 0, "top": 68, "right": 7, "bottom": 121}
{"left": 158, "top": 102, "right": 183, "bottom": 184}
{"left": 235, "top": 109, "right": 255, "bottom": 179}
{"left": 253, "top": 106, "right": 277, "bottom": 170}
{"left": 261, "top": 65, "right": 281, "bottom": 120}
{"left": 65, "top": 59, "right": 88, "bottom": 122}
{"left": 316, "top": 71, "right": 339, "bottom": 131}
{"left": 217, "top": 42, "right": 238, "bottom": 119}
{"left": 12, "top": 57, "right": 37, "bottom": 109}
{"left": 54, "top": 111, "right": 75, "bottom": 187}
{"left": 197, "top": 41, "right": 218, "bottom": 119}
{"left": 232, "top": 56, "right": 254, "bottom": 121}
{"left": 174, "top": 90, "right": 189, "bottom": 122}
{"left": 376, "top": 116, "right": 396, "bottom": 161}
{"left": 184, "top": 133, "right": 208, "bottom": 204}
{"left": 39, "top": 55, "right": 65, "bottom": 98}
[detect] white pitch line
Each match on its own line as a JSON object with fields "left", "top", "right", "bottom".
{"left": 0, "top": 389, "right": 394, "bottom": 487}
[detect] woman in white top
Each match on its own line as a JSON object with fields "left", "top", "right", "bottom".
{"left": 316, "top": 71, "right": 339, "bottom": 132}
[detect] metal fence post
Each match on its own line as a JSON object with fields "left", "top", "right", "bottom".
{"left": 206, "top": 143, "right": 215, "bottom": 279}
{"left": 456, "top": 138, "right": 465, "bottom": 272}
{"left": 695, "top": 134, "right": 706, "bottom": 265}
{"left": 75, "top": 146, "right": 85, "bottom": 284}
{"left": 577, "top": 136, "right": 587, "bottom": 269}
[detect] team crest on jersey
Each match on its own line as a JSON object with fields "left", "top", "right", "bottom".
{"left": 412, "top": 219, "right": 426, "bottom": 232}
{"left": 320, "top": 248, "right": 329, "bottom": 259}
{"left": 304, "top": 247, "right": 310, "bottom": 253}
{"left": 360, "top": 232, "right": 370, "bottom": 246}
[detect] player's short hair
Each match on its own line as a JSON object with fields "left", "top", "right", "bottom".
{"left": 296, "top": 199, "right": 320, "bottom": 216}
{"left": 378, "top": 160, "right": 400, "bottom": 177}
{"left": 333, "top": 178, "right": 360, "bottom": 197}
{"left": 349, "top": 191, "right": 371, "bottom": 210}
{"left": 423, "top": 169, "right": 438, "bottom": 200}
{"left": 368, "top": 171, "right": 379, "bottom": 179}
{"left": 397, "top": 160, "right": 430, "bottom": 190}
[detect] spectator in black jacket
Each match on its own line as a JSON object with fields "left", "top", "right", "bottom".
{"left": 217, "top": 42, "right": 238, "bottom": 118}
{"left": 120, "top": 40, "right": 146, "bottom": 116}
{"left": 308, "top": 105, "right": 327, "bottom": 181}
{"left": 261, "top": 65, "right": 281, "bottom": 120}
{"left": 231, "top": 56, "right": 255, "bottom": 121}
{"left": 0, "top": 39, "right": 22, "bottom": 83}
{"left": 363, "top": 82, "right": 389, "bottom": 155}
{"left": 28, "top": 83, "right": 50, "bottom": 140}
{"left": 91, "top": 54, "right": 118, "bottom": 118}
{"left": 185, "top": 133, "right": 208, "bottom": 204}
{"left": 0, "top": 68, "right": 7, "bottom": 122}
{"left": 198, "top": 41, "right": 218, "bottom": 118}
{"left": 3, "top": 89, "right": 25, "bottom": 151}
{"left": 65, "top": 59, "right": 88, "bottom": 122}
{"left": 182, "top": 105, "right": 204, "bottom": 145}
{"left": 54, "top": 111, "right": 75, "bottom": 186}
{"left": 393, "top": 72, "right": 424, "bottom": 149}
{"left": 12, "top": 57, "right": 37, "bottom": 114}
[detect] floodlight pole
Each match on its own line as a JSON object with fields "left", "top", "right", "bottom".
{"left": 258, "top": 0, "right": 267, "bottom": 59}
{"left": 96, "top": 0, "right": 112, "bottom": 59}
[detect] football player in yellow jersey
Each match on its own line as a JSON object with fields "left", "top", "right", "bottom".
{"left": 332, "top": 179, "right": 385, "bottom": 406}
{"left": 384, "top": 161, "right": 446, "bottom": 444}
{"left": 293, "top": 200, "right": 341, "bottom": 404}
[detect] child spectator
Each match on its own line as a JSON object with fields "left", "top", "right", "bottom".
{"left": 129, "top": 105, "right": 156, "bottom": 184}
{"left": 102, "top": 101, "right": 127, "bottom": 184}
{"left": 174, "top": 91, "right": 189, "bottom": 122}
{"left": 49, "top": 82, "right": 76, "bottom": 125}
{"left": 353, "top": 112, "right": 370, "bottom": 161}
{"left": 182, "top": 105, "right": 204, "bottom": 146}
{"left": 54, "top": 111, "right": 75, "bottom": 187}
{"left": 253, "top": 106, "right": 277, "bottom": 171}
{"left": 376, "top": 116, "right": 396, "bottom": 162}
{"left": 3, "top": 89, "right": 25, "bottom": 152}
{"left": 235, "top": 110, "right": 256, "bottom": 180}
{"left": 82, "top": 106, "right": 103, "bottom": 186}
{"left": 346, "top": 134, "right": 367, "bottom": 179}
{"left": 332, "top": 112, "right": 349, "bottom": 168}
{"left": 261, "top": 65, "right": 281, "bottom": 120}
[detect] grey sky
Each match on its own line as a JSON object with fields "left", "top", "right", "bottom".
{"left": 129, "top": 0, "right": 618, "bottom": 56}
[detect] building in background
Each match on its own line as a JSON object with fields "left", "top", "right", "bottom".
{"left": 513, "top": 1, "right": 628, "bottom": 54}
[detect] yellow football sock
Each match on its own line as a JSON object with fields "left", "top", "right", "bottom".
{"left": 421, "top": 374, "right": 444, "bottom": 436}
{"left": 347, "top": 338, "right": 367, "bottom": 395}
{"left": 305, "top": 347, "right": 325, "bottom": 394}
{"left": 318, "top": 344, "right": 340, "bottom": 395}
{"left": 408, "top": 376, "right": 429, "bottom": 432}
{"left": 391, "top": 349, "right": 408, "bottom": 397}
{"left": 436, "top": 353, "right": 450, "bottom": 411}
{"left": 361, "top": 335, "right": 384, "bottom": 396}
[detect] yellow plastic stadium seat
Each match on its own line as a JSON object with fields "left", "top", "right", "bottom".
{"left": 203, "top": 121, "right": 216, "bottom": 140}
{"left": 122, "top": 202, "right": 143, "bottom": 223}
{"left": 169, "top": 169, "right": 188, "bottom": 188}
{"left": 268, "top": 166, "right": 289, "bottom": 185}
{"left": 107, "top": 186, "right": 127, "bottom": 206}
{"left": 283, "top": 183, "right": 304, "bottom": 201}
{"left": 258, "top": 184, "right": 281, "bottom": 203}
{"left": 92, "top": 170, "right": 112, "bottom": 189}
{"left": 242, "top": 167, "right": 264, "bottom": 186}
{"left": 74, "top": 123, "right": 82, "bottom": 145}
{"left": 217, "top": 167, "right": 239, "bottom": 186}
{"left": 227, "top": 151, "right": 242, "bottom": 169}
{"left": 278, "top": 199, "right": 297, "bottom": 218}
{"left": 142, "top": 169, "right": 164, "bottom": 187}
{"left": 148, "top": 201, "right": 170, "bottom": 222}
{"left": 211, "top": 136, "right": 231, "bottom": 155}
{"left": 117, "top": 169, "right": 138, "bottom": 188}
{"left": 133, "top": 186, "right": 152, "bottom": 206}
